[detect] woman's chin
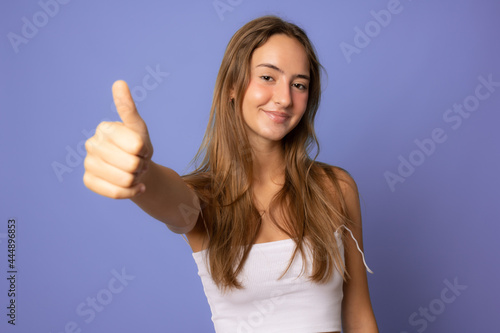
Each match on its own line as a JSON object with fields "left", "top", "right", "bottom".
{"left": 247, "top": 132, "right": 287, "bottom": 146}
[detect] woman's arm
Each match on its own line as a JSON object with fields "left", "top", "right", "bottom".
{"left": 130, "top": 161, "right": 201, "bottom": 234}
{"left": 337, "top": 169, "right": 378, "bottom": 332}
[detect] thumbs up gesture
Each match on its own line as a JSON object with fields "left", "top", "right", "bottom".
{"left": 83, "top": 80, "right": 154, "bottom": 199}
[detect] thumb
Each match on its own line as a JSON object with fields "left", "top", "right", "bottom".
{"left": 112, "top": 80, "right": 147, "bottom": 135}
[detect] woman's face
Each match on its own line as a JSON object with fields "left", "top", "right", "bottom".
{"left": 240, "top": 34, "right": 310, "bottom": 147}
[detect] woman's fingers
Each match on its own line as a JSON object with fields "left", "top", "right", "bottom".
{"left": 84, "top": 153, "right": 145, "bottom": 189}
{"left": 85, "top": 133, "right": 147, "bottom": 174}
{"left": 83, "top": 80, "right": 154, "bottom": 200}
{"left": 83, "top": 171, "right": 145, "bottom": 199}
{"left": 90, "top": 121, "right": 147, "bottom": 157}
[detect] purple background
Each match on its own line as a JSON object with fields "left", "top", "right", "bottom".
{"left": 1, "top": 0, "right": 499, "bottom": 332}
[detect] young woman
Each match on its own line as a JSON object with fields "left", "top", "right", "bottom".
{"left": 84, "top": 15, "right": 378, "bottom": 333}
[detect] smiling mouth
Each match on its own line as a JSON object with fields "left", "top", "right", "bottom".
{"left": 263, "top": 110, "right": 290, "bottom": 123}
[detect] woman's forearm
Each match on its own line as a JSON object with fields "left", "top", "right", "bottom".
{"left": 131, "top": 161, "right": 200, "bottom": 233}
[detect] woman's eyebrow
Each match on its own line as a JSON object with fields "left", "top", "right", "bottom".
{"left": 256, "top": 63, "right": 310, "bottom": 81}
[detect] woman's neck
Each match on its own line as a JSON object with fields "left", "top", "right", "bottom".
{"left": 251, "top": 140, "right": 286, "bottom": 186}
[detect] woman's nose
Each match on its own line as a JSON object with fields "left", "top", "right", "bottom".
{"left": 272, "top": 81, "right": 292, "bottom": 108}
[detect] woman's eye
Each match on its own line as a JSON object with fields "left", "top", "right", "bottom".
{"left": 260, "top": 76, "right": 273, "bottom": 81}
{"left": 293, "top": 83, "right": 307, "bottom": 90}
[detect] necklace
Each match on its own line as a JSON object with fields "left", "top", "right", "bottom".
{"left": 253, "top": 196, "right": 269, "bottom": 218}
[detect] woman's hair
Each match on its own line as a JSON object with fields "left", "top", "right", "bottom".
{"left": 183, "top": 15, "right": 352, "bottom": 292}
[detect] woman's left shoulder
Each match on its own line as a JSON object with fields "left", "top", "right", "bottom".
{"left": 313, "top": 161, "right": 358, "bottom": 195}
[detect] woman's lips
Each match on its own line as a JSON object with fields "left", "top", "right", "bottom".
{"left": 263, "top": 110, "right": 290, "bottom": 124}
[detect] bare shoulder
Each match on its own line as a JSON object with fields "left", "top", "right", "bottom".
{"left": 334, "top": 167, "right": 359, "bottom": 199}
{"left": 316, "top": 162, "right": 359, "bottom": 198}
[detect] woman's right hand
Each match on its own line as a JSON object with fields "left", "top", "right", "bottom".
{"left": 83, "top": 80, "right": 154, "bottom": 199}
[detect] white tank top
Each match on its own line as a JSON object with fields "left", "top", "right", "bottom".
{"left": 188, "top": 226, "right": 372, "bottom": 333}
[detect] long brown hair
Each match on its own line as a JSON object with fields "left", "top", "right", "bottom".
{"left": 183, "top": 15, "right": 352, "bottom": 293}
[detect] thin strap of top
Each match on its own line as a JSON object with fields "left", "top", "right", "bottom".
{"left": 183, "top": 220, "right": 373, "bottom": 273}
{"left": 339, "top": 225, "right": 374, "bottom": 274}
